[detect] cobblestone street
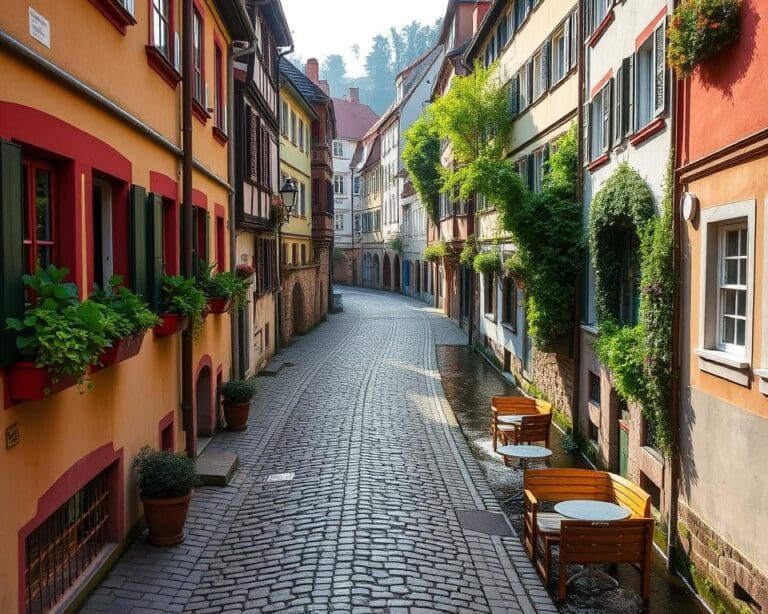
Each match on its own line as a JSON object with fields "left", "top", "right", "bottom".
{"left": 83, "top": 288, "right": 555, "bottom": 614}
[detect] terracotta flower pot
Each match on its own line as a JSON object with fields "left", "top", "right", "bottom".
{"left": 141, "top": 491, "right": 192, "bottom": 546}
{"left": 206, "top": 297, "right": 232, "bottom": 314}
{"left": 7, "top": 362, "right": 78, "bottom": 401}
{"left": 223, "top": 400, "right": 250, "bottom": 431}
{"left": 153, "top": 314, "right": 189, "bottom": 337}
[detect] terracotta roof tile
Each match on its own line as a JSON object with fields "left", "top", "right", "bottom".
{"left": 331, "top": 97, "right": 379, "bottom": 140}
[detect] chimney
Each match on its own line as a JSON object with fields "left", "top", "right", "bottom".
{"left": 306, "top": 58, "right": 319, "bottom": 83}
{"left": 318, "top": 79, "right": 330, "bottom": 96}
{"left": 347, "top": 87, "right": 360, "bottom": 104}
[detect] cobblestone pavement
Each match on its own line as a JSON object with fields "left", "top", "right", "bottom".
{"left": 83, "top": 288, "right": 556, "bottom": 614}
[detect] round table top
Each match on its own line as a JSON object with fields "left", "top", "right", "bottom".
{"left": 497, "top": 415, "right": 523, "bottom": 424}
{"left": 554, "top": 500, "right": 631, "bottom": 521}
{"left": 497, "top": 444, "right": 552, "bottom": 460}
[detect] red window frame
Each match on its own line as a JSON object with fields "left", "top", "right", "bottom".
{"left": 192, "top": 4, "right": 205, "bottom": 105}
{"left": 215, "top": 206, "right": 225, "bottom": 271}
{"left": 150, "top": 0, "right": 172, "bottom": 60}
{"left": 22, "top": 157, "right": 58, "bottom": 276}
{"left": 146, "top": 0, "right": 181, "bottom": 88}
{"left": 214, "top": 38, "right": 224, "bottom": 128}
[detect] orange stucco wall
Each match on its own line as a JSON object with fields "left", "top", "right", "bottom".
{"left": 0, "top": 1, "right": 236, "bottom": 610}
{"left": 679, "top": 0, "right": 768, "bottom": 165}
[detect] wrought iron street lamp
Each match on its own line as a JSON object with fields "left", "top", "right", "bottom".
{"left": 279, "top": 178, "right": 298, "bottom": 221}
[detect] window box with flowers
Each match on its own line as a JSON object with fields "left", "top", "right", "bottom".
{"left": 154, "top": 275, "right": 207, "bottom": 338}
{"left": 667, "top": 0, "right": 741, "bottom": 77}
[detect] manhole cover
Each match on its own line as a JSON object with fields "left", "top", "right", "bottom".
{"left": 456, "top": 509, "right": 514, "bottom": 536}
{"left": 265, "top": 472, "right": 295, "bottom": 483}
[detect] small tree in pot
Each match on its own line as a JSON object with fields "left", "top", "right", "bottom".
{"left": 221, "top": 379, "right": 256, "bottom": 431}
{"left": 134, "top": 446, "right": 201, "bottom": 545}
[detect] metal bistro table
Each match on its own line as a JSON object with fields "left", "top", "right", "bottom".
{"left": 497, "top": 444, "right": 552, "bottom": 503}
{"left": 554, "top": 500, "right": 631, "bottom": 588}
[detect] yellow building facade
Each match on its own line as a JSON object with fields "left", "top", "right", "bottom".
{"left": 0, "top": 1, "right": 250, "bottom": 610}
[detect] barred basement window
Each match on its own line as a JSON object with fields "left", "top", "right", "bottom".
{"left": 25, "top": 471, "right": 111, "bottom": 613}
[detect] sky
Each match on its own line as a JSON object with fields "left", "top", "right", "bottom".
{"left": 280, "top": 0, "right": 447, "bottom": 78}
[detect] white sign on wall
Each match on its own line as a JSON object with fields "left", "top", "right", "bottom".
{"left": 29, "top": 7, "right": 50, "bottom": 48}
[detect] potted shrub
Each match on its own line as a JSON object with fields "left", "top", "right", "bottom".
{"left": 134, "top": 446, "right": 201, "bottom": 545}
{"left": 221, "top": 379, "right": 256, "bottom": 431}
{"left": 198, "top": 262, "right": 249, "bottom": 314}
{"left": 155, "top": 275, "right": 207, "bottom": 338}
{"left": 5, "top": 266, "right": 113, "bottom": 399}
{"left": 91, "top": 275, "right": 161, "bottom": 367}
{"left": 504, "top": 254, "right": 526, "bottom": 290}
{"left": 473, "top": 251, "right": 501, "bottom": 275}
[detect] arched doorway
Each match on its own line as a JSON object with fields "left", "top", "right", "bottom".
{"left": 292, "top": 282, "right": 305, "bottom": 335}
{"left": 372, "top": 255, "right": 380, "bottom": 286}
{"left": 196, "top": 365, "right": 214, "bottom": 437}
{"left": 393, "top": 255, "right": 401, "bottom": 291}
{"left": 383, "top": 254, "right": 391, "bottom": 289}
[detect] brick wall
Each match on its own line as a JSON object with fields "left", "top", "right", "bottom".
{"left": 281, "top": 246, "right": 330, "bottom": 343}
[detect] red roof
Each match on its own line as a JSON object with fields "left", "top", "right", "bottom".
{"left": 331, "top": 97, "right": 379, "bottom": 140}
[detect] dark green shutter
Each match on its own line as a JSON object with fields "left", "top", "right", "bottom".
{"left": 526, "top": 153, "right": 535, "bottom": 190}
{"left": 204, "top": 211, "right": 211, "bottom": 267}
{"left": 146, "top": 193, "right": 164, "bottom": 311}
{"left": 129, "top": 185, "right": 148, "bottom": 300}
{"left": 0, "top": 140, "right": 24, "bottom": 366}
{"left": 191, "top": 207, "right": 199, "bottom": 279}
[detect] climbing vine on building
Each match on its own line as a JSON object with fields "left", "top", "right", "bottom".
{"left": 592, "top": 159, "right": 676, "bottom": 454}
{"left": 402, "top": 111, "right": 442, "bottom": 224}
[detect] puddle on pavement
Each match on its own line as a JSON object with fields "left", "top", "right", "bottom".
{"left": 436, "top": 344, "right": 704, "bottom": 614}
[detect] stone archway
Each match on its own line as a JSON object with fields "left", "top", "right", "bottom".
{"left": 196, "top": 364, "right": 214, "bottom": 437}
{"left": 383, "top": 254, "right": 391, "bottom": 289}
{"left": 372, "top": 255, "right": 380, "bottom": 286}
{"left": 292, "top": 282, "right": 306, "bottom": 335}
{"left": 393, "top": 255, "right": 401, "bottom": 291}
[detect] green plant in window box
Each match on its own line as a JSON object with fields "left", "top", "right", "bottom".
{"left": 90, "top": 275, "right": 161, "bottom": 335}
{"left": 473, "top": 251, "right": 501, "bottom": 275}
{"left": 386, "top": 234, "right": 403, "bottom": 254}
{"left": 161, "top": 275, "right": 207, "bottom": 337}
{"left": 423, "top": 242, "right": 450, "bottom": 262}
{"left": 459, "top": 236, "right": 476, "bottom": 268}
{"left": 5, "top": 266, "right": 115, "bottom": 387}
{"left": 197, "top": 262, "right": 249, "bottom": 311}
{"left": 667, "top": 0, "right": 741, "bottom": 78}
{"left": 504, "top": 253, "right": 525, "bottom": 285}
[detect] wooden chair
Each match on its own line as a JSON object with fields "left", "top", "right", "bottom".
{"left": 514, "top": 413, "right": 552, "bottom": 447}
{"left": 523, "top": 469, "right": 651, "bottom": 579}
{"left": 491, "top": 396, "right": 551, "bottom": 451}
{"left": 557, "top": 519, "right": 655, "bottom": 599}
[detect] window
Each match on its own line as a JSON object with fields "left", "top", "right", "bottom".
{"left": 532, "top": 148, "right": 546, "bottom": 193}
{"left": 299, "top": 182, "right": 306, "bottom": 217}
{"left": 298, "top": 119, "right": 305, "bottom": 151}
{"left": 335, "top": 213, "right": 344, "bottom": 230}
{"left": 290, "top": 110, "right": 297, "bottom": 144}
{"left": 515, "top": 0, "right": 529, "bottom": 29}
{"left": 476, "top": 193, "right": 487, "bottom": 211}
{"left": 568, "top": 10, "right": 578, "bottom": 70}
{"left": 281, "top": 101, "right": 289, "bottom": 136}
{"left": 215, "top": 213, "right": 225, "bottom": 270}
{"left": 635, "top": 22, "right": 666, "bottom": 130}
{"left": 151, "top": 0, "right": 171, "bottom": 59}
{"left": 22, "top": 157, "right": 58, "bottom": 276}
{"left": 353, "top": 176, "right": 361, "bottom": 196}
{"left": 532, "top": 47, "right": 548, "bottom": 100}
{"left": 518, "top": 63, "right": 530, "bottom": 111}
{"left": 92, "top": 177, "right": 114, "bottom": 288}
{"left": 502, "top": 277, "right": 517, "bottom": 331}
{"left": 588, "top": 81, "right": 611, "bottom": 161}
{"left": 214, "top": 42, "right": 224, "bottom": 129}
{"left": 587, "top": 0, "right": 611, "bottom": 36}
{"left": 300, "top": 244, "right": 307, "bottom": 264}
{"left": 516, "top": 157, "right": 528, "bottom": 186}
{"left": 334, "top": 175, "right": 345, "bottom": 195}
{"left": 484, "top": 272, "right": 496, "bottom": 319}
{"left": 588, "top": 371, "right": 601, "bottom": 404}
{"left": 496, "top": 19, "right": 508, "bottom": 53}
{"left": 192, "top": 7, "right": 204, "bottom": 104}
{"left": 291, "top": 243, "right": 298, "bottom": 265}
{"left": 24, "top": 467, "right": 115, "bottom": 614}
{"left": 354, "top": 212, "right": 360, "bottom": 232}
{"left": 718, "top": 224, "right": 748, "bottom": 353}
{"left": 333, "top": 140, "right": 343, "bottom": 158}
{"left": 551, "top": 27, "right": 566, "bottom": 84}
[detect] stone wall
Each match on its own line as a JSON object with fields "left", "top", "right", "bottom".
{"left": 530, "top": 350, "right": 575, "bottom": 425}
{"left": 281, "top": 246, "right": 329, "bottom": 344}
{"left": 679, "top": 500, "right": 768, "bottom": 612}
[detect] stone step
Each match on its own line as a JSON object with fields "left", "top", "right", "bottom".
{"left": 196, "top": 450, "right": 238, "bottom": 486}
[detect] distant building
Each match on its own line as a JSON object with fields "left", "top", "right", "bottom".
{"left": 331, "top": 88, "right": 379, "bottom": 285}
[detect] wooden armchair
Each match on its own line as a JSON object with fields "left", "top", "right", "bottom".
{"left": 523, "top": 469, "right": 651, "bottom": 581}
{"left": 558, "top": 519, "right": 655, "bottom": 599}
{"left": 491, "top": 396, "right": 551, "bottom": 451}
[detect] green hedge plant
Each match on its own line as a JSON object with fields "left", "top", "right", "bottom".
{"left": 197, "top": 262, "right": 249, "bottom": 310}
{"left": 134, "top": 446, "right": 201, "bottom": 499}
{"left": 91, "top": 275, "right": 161, "bottom": 335}
{"left": 473, "top": 251, "right": 500, "bottom": 275}
{"left": 423, "top": 242, "right": 450, "bottom": 262}
{"left": 221, "top": 379, "right": 256, "bottom": 404}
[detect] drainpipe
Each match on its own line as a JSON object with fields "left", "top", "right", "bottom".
{"left": 181, "top": 0, "right": 195, "bottom": 458}
{"left": 667, "top": 12, "right": 682, "bottom": 569}
{"left": 229, "top": 39, "right": 258, "bottom": 380}
{"left": 274, "top": 44, "right": 295, "bottom": 353}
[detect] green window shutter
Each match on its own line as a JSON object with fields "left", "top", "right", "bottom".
{"left": 204, "top": 211, "right": 211, "bottom": 267}
{"left": 191, "top": 207, "right": 199, "bottom": 279}
{"left": 146, "top": 193, "right": 164, "bottom": 311}
{"left": 129, "top": 185, "right": 148, "bottom": 301}
{"left": 0, "top": 140, "right": 24, "bottom": 367}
